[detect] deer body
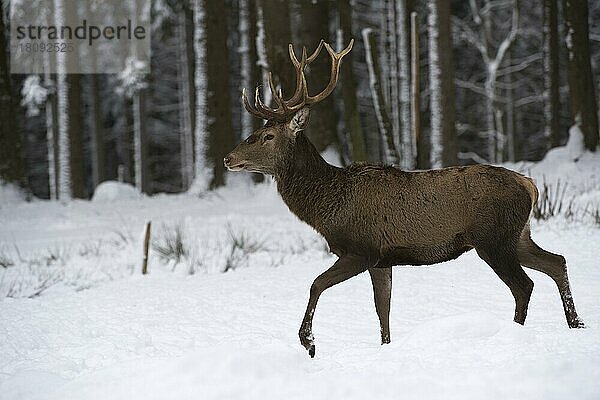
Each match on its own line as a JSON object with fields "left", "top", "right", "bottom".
{"left": 225, "top": 40, "right": 585, "bottom": 358}
{"left": 277, "top": 133, "right": 534, "bottom": 267}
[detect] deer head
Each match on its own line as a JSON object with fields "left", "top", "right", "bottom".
{"left": 224, "top": 39, "right": 353, "bottom": 176}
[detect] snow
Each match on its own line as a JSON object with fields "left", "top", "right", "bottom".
{"left": 20, "top": 75, "right": 48, "bottom": 117}
{"left": 1, "top": 139, "right": 600, "bottom": 399}
{"left": 504, "top": 126, "right": 600, "bottom": 224}
{"left": 0, "top": 182, "right": 26, "bottom": 208}
{"left": 91, "top": 181, "right": 142, "bottom": 202}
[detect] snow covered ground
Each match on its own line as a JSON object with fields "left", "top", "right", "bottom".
{"left": 1, "top": 135, "right": 599, "bottom": 399}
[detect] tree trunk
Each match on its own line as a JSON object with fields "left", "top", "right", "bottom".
{"left": 387, "top": 0, "right": 400, "bottom": 155}
{"left": 204, "top": 0, "right": 234, "bottom": 188}
{"left": 239, "top": 0, "right": 260, "bottom": 139}
{"left": 133, "top": 89, "right": 149, "bottom": 193}
{"left": 258, "top": 0, "right": 294, "bottom": 96}
{"left": 0, "top": 2, "right": 24, "bottom": 185}
{"left": 485, "top": 78, "right": 497, "bottom": 163}
{"left": 543, "top": 0, "right": 561, "bottom": 149}
{"left": 89, "top": 74, "right": 105, "bottom": 190}
{"left": 427, "top": 0, "right": 457, "bottom": 168}
{"left": 178, "top": 8, "right": 194, "bottom": 190}
{"left": 563, "top": 0, "right": 598, "bottom": 151}
{"left": 54, "top": 0, "right": 71, "bottom": 200}
{"left": 86, "top": 0, "right": 104, "bottom": 191}
{"left": 411, "top": 12, "right": 425, "bottom": 169}
{"left": 68, "top": 74, "right": 85, "bottom": 198}
{"left": 505, "top": 51, "right": 517, "bottom": 162}
{"left": 363, "top": 28, "right": 399, "bottom": 164}
{"left": 191, "top": 0, "right": 212, "bottom": 193}
{"left": 295, "top": 0, "right": 337, "bottom": 152}
{"left": 396, "top": 0, "right": 415, "bottom": 169}
{"left": 337, "top": 0, "right": 367, "bottom": 162}
{"left": 45, "top": 82, "right": 59, "bottom": 200}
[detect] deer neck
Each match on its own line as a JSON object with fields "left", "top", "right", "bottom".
{"left": 275, "top": 133, "right": 340, "bottom": 227}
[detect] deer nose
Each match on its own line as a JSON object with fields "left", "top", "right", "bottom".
{"left": 223, "top": 156, "right": 232, "bottom": 166}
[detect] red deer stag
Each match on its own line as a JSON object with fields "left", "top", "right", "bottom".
{"left": 224, "top": 39, "right": 585, "bottom": 358}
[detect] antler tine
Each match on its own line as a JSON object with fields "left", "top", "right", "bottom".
{"left": 306, "top": 39, "right": 325, "bottom": 63}
{"left": 242, "top": 87, "right": 270, "bottom": 120}
{"left": 286, "top": 45, "right": 308, "bottom": 106}
{"left": 242, "top": 40, "right": 354, "bottom": 121}
{"left": 268, "top": 72, "right": 285, "bottom": 109}
{"left": 323, "top": 38, "right": 354, "bottom": 60}
{"left": 305, "top": 39, "right": 354, "bottom": 105}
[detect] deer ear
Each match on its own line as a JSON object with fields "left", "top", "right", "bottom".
{"left": 287, "top": 107, "right": 310, "bottom": 136}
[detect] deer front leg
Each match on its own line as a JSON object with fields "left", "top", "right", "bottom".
{"left": 368, "top": 267, "right": 392, "bottom": 344}
{"left": 299, "top": 254, "right": 369, "bottom": 358}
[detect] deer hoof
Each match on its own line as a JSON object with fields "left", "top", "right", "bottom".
{"left": 569, "top": 317, "right": 586, "bottom": 329}
{"left": 299, "top": 329, "right": 315, "bottom": 356}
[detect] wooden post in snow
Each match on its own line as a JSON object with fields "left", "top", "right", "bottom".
{"left": 142, "top": 221, "right": 151, "bottom": 275}
{"left": 410, "top": 12, "right": 422, "bottom": 169}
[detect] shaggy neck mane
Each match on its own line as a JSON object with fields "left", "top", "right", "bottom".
{"left": 275, "top": 133, "right": 340, "bottom": 228}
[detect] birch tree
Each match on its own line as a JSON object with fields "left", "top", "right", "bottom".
{"left": 54, "top": 0, "right": 71, "bottom": 200}
{"left": 427, "top": 0, "right": 457, "bottom": 168}
{"left": 563, "top": 0, "right": 598, "bottom": 151}
{"left": 190, "top": 0, "right": 212, "bottom": 193}
{"left": 396, "top": 0, "right": 415, "bottom": 168}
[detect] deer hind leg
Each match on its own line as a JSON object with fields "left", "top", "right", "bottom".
{"left": 517, "top": 226, "right": 585, "bottom": 328}
{"left": 476, "top": 245, "right": 534, "bottom": 325}
{"left": 299, "top": 254, "right": 369, "bottom": 358}
{"left": 368, "top": 267, "right": 392, "bottom": 344}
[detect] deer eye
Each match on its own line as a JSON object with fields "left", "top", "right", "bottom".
{"left": 263, "top": 134, "right": 274, "bottom": 142}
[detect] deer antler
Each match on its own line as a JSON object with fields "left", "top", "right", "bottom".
{"left": 242, "top": 39, "right": 354, "bottom": 122}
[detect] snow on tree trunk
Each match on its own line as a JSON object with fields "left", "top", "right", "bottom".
{"left": 132, "top": 90, "right": 148, "bottom": 193}
{"left": 45, "top": 84, "right": 58, "bottom": 200}
{"left": 190, "top": 0, "right": 212, "bottom": 194}
{"left": 505, "top": 51, "right": 516, "bottom": 162}
{"left": 428, "top": 0, "right": 443, "bottom": 168}
{"left": 177, "top": 10, "right": 194, "bottom": 190}
{"left": 485, "top": 77, "right": 497, "bottom": 163}
{"left": 54, "top": 0, "right": 71, "bottom": 201}
{"left": 543, "top": 0, "right": 561, "bottom": 149}
{"left": 362, "top": 28, "right": 399, "bottom": 164}
{"left": 396, "top": 0, "right": 414, "bottom": 169}
{"left": 427, "top": 0, "right": 457, "bottom": 168}
{"left": 379, "top": 0, "right": 390, "bottom": 105}
{"left": 255, "top": 3, "right": 271, "bottom": 109}
{"left": 42, "top": 36, "right": 59, "bottom": 199}
{"left": 387, "top": 0, "right": 401, "bottom": 159}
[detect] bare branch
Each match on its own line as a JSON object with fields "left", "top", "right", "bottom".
{"left": 496, "top": 52, "right": 541, "bottom": 76}
{"left": 491, "top": 0, "right": 520, "bottom": 75}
